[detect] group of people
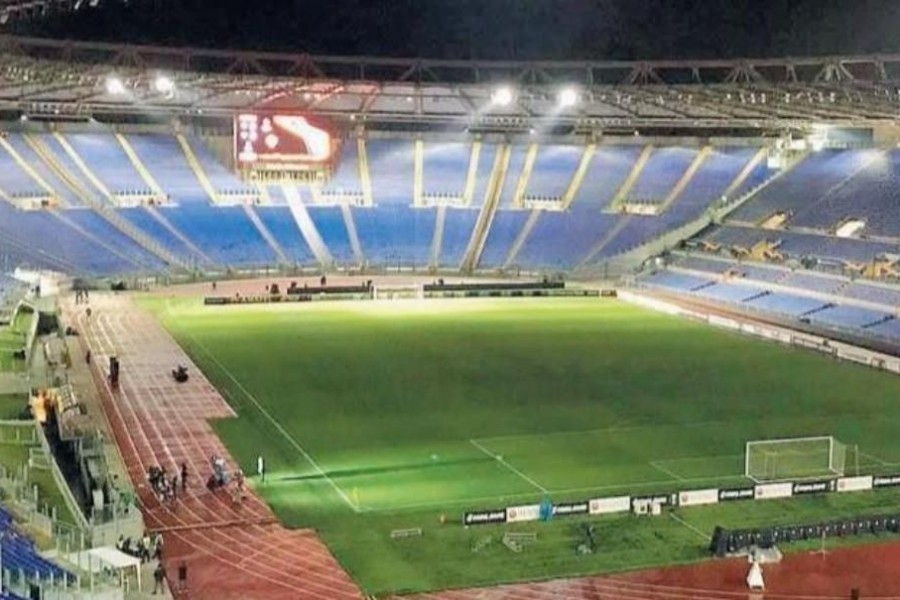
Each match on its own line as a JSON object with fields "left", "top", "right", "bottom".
{"left": 147, "top": 463, "right": 188, "bottom": 504}
{"left": 117, "top": 531, "right": 163, "bottom": 563}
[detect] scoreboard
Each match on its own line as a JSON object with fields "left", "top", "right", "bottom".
{"left": 235, "top": 113, "right": 336, "bottom": 179}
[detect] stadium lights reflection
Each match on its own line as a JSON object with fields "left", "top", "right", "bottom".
{"left": 105, "top": 76, "right": 126, "bottom": 96}
{"left": 491, "top": 86, "right": 514, "bottom": 107}
{"left": 558, "top": 87, "right": 579, "bottom": 108}
{"left": 154, "top": 75, "right": 175, "bottom": 94}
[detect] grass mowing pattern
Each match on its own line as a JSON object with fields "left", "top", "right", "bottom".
{"left": 147, "top": 296, "right": 900, "bottom": 595}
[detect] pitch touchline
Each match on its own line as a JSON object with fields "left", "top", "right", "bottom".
{"left": 182, "top": 330, "right": 361, "bottom": 513}
{"left": 469, "top": 439, "right": 549, "bottom": 494}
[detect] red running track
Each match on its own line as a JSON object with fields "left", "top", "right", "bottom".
{"left": 71, "top": 296, "right": 363, "bottom": 600}
{"left": 396, "top": 540, "right": 900, "bottom": 600}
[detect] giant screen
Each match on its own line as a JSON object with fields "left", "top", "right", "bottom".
{"left": 235, "top": 113, "right": 335, "bottom": 169}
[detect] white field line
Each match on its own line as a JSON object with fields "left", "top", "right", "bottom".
{"left": 182, "top": 329, "right": 361, "bottom": 513}
{"left": 669, "top": 513, "right": 708, "bottom": 540}
{"left": 649, "top": 461, "right": 687, "bottom": 482}
{"left": 364, "top": 472, "right": 750, "bottom": 513}
{"left": 469, "top": 439, "right": 549, "bottom": 494}
{"left": 858, "top": 451, "right": 892, "bottom": 466}
{"left": 471, "top": 419, "right": 732, "bottom": 444}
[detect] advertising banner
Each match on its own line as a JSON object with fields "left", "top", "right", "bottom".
{"left": 678, "top": 488, "right": 719, "bottom": 507}
{"left": 589, "top": 496, "right": 631, "bottom": 515}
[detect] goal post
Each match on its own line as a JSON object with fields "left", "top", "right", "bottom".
{"left": 745, "top": 436, "right": 847, "bottom": 482}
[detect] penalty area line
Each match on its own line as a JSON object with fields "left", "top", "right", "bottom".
{"left": 181, "top": 330, "right": 362, "bottom": 513}
{"left": 669, "top": 513, "right": 707, "bottom": 540}
{"left": 649, "top": 461, "right": 686, "bottom": 482}
{"left": 469, "top": 439, "right": 549, "bottom": 494}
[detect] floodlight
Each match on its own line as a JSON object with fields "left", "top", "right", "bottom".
{"left": 558, "top": 87, "right": 579, "bottom": 108}
{"left": 154, "top": 75, "right": 175, "bottom": 94}
{"left": 105, "top": 76, "right": 125, "bottom": 96}
{"left": 491, "top": 86, "right": 514, "bottom": 106}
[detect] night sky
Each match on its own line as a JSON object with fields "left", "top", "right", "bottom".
{"left": 13, "top": 0, "right": 900, "bottom": 61}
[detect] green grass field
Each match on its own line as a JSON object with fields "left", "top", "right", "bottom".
{"left": 148, "top": 296, "right": 900, "bottom": 595}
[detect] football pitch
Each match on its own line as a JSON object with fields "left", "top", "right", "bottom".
{"left": 148, "top": 295, "right": 900, "bottom": 594}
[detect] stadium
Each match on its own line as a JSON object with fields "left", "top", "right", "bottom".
{"left": 3, "top": 1, "right": 900, "bottom": 599}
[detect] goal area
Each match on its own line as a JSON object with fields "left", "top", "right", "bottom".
{"left": 745, "top": 436, "right": 847, "bottom": 482}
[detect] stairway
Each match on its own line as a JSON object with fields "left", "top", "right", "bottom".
{"left": 146, "top": 206, "right": 215, "bottom": 268}
{"left": 357, "top": 138, "right": 374, "bottom": 206}
{"left": 461, "top": 144, "right": 511, "bottom": 271}
{"left": 722, "top": 147, "right": 767, "bottom": 199}
{"left": 658, "top": 146, "right": 712, "bottom": 212}
{"left": 561, "top": 144, "right": 596, "bottom": 209}
{"left": 0, "top": 136, "right": 60, "bottom": 201}
{"left": 413, "top": 139, "right": 424, "bottom": 206}
{"left": 503, "top": 209, "right": 542, "bottom": 269}
{"left": 243, "top": 203, "right": 289, "bottom": 264}
{"left": 340, "top": 203, "right": 364, "bottom": 263}
{"left": 430, "top": 204, "right": 447, "bottom": 268}
{"left": 25, "top": 134, "right": 189, "bottom": 271}
{"left": 609, "top": 145, "right": 654, "bottom": 211}
{"left": 53, "top": 133, "right": 114, "bottom": 199}
{"left": 512, "top": 143, "right": 539, "bottom": 208}
{"left": 578, "top": 216, "right": 632, "bottom": 267}
{"left": 283, "top": 186, "right": 333, "bottom": 267}
{"left": 51, "top": 210, "right": 157, "bottom": 272}
{"left": 462, "top": 141, "right": 482, "bottom": 205}
{"left": 176, "top": 135, "right": 221, "bottom": 204}
{"left": 116, "top": 133, "right": 165, "bottom": 195}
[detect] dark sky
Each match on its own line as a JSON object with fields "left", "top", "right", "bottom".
{"left": 14, "top": 0, "right": 900, "bottom": 61}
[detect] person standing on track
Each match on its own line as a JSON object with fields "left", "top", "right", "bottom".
{"left": 257, "top": 455, "right": 265, "bottom": 484}
{"left": 177, "top": 561, "right": 188, "bottom": 592}
{"left": 152, "top": 562, "right": 166, "bottom": 595}
{"left": 181, "top": 462, "right": 188, "bottom": 492}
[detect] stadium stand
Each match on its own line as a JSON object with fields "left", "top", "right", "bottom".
{"left": 728, "top": 150, "right": 875, "bottom": 224}
{"left": 126, "top": 135, "right": 210, "bottom": 203}
{"left": 0, "top": 504, "right": 75, "bottom": 586}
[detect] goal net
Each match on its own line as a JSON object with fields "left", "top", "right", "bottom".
{"left": 745, "top": 436, "right": 846, "bottom": 482}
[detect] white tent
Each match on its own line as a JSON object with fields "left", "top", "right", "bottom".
{"left": 66, "top": 546, "right": 142, "bottom": 591}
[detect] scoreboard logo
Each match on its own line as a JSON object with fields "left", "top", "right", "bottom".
{"left": 235, "top": 113, "right": 334, "bottom": 167}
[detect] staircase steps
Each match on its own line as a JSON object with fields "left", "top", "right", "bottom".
{"left": 561, "top": 144, "right": 596, "bottom": 209}
{"left": 512, "top": 143, "right": 539, "bottom": 208}
{"left": 26, "top": 134, "right": 186, "bottom": 270}
{"left": 117, "top": 134, "right": 165, "bottom": 195}
{"left": 658, "top": 146, "right": 712, "bottom": 212}
{"left": 243, "top": 203, "right": 288, "bottom": 264}
{"left": 461, "top": 144, "right": 510, "bottom": 271}
{"left": 609, "top": 145, "right": 654, "bottom": 211}
{"left": 430, "top": 204, "right": 446, "bottom": 268}
{"left": 176, "top": 135, "right": 221, "bottom": 204}
{"left": 340, "top": 203, "right": 364, "bottom": 263}
{"left": 145, "top": 206, "right": 215, "bottom": 268}
{"left": 578, "top": 216, "right": 632, "bottom": 267}
{"left": 503, "top": 209, "right": 542, "bottom": 268}
{"left": 283, "top": 186, "right": 332, "bottom": 267}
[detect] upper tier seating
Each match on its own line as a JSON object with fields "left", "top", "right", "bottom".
{"left": 421, "top": 142, "right": 470, "bottom": 197}
{"left": 64, "top": 134, "right": 148, "bottom": 194}
{"left": 630, "top": 147, "right": 698, "bottom": 203}
{"left": 186, "top": 137, "right": 255, "bottom": 195}
{"left": 367, "top": 140, "right": 415, "bottom": 205}
{"left": 525, "top": 145, "right": 583, "bottom": 199}
{"left": 127, "top": 135, "right": 210, "bottom": 203}
{"left": 790, "top": 150, "right": 900, "bottom": 237}
{"left": 728, "top": 150, "right": 873, "bottom": 224}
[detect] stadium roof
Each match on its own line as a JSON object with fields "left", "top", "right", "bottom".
{"left": 2, "top": 34, "right": 900, "bottom": 128}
